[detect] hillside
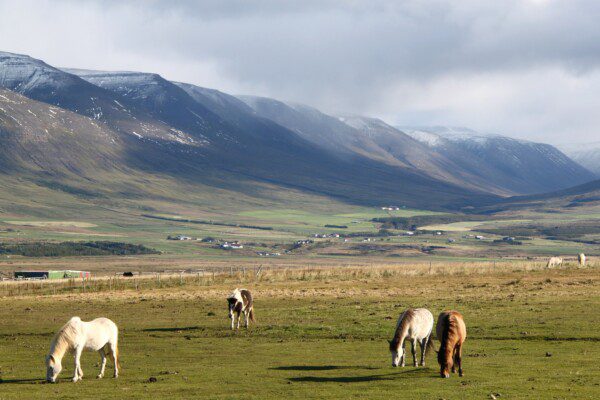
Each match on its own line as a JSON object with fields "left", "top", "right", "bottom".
{"left": 401, "top": 126, "right": 595, "bottom": 195}
{"left": 558, "top": 142, "right": 600, "bottom": 176}
{"left": 476, "top": 178, "right": 600, "bottom": 214}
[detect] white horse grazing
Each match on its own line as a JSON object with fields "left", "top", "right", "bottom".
{"left": 389, "top": 308, "right": 434, "bottom": 367}
{"left": 578, "top": 253, "right": 586, "bottom": 267}
{"left": 547, "top": 257, "right": 563, "bottom": 268}
{"left": 227, "top": 288, "right": 254, "bottom": 330}
{"left": 46, "top": 317, "right": 119, "bottom": 383}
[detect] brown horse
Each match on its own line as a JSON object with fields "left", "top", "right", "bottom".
{"left": 436, "top": 310, "right": 466, "bottom": 378}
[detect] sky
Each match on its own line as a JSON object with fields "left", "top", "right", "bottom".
{"left": 1, "top": 0, "right": 599, "bottom": 144}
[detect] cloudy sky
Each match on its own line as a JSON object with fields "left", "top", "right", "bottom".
{"left": 1, "top": 0, "right": 599, "bottom": 144}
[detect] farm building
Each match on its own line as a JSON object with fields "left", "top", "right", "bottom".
{"left": 14, "top": 270, "right": 91, "bottom": 280}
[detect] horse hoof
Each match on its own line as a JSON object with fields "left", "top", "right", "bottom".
{"left": 97, "top": 374, "right": 103, "bottom": 379}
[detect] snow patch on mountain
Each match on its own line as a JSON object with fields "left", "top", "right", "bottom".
{"left": 402, "top": 129, "right": 444, "bottom": 147}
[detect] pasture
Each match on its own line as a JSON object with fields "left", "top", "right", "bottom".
{"left": 0, "top": 264, "right": 598, "bottom": 399}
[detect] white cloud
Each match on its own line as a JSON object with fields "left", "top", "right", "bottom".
{"left": 0, "top": 0, "right": 599, "bottom": 143}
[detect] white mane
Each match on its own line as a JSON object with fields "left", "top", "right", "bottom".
{"left": 49, "top": 316, "right": 81, "bottom": 359}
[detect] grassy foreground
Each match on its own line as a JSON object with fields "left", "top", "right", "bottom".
{"left": 0, "top": 265, "right": 598, "bottom": 399}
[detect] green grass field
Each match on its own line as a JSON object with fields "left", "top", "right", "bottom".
{"left": 0, "top": 266, "right": 598, "bottom": 399}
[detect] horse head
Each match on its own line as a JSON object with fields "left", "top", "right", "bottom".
{"left": 388, "top": 339, "right": 403, "bottom": 367}
{"left": 46, "top": 354, "right": 62, "bottom": 383}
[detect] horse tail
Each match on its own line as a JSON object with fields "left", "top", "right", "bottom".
{"left": 108, "top": 342, "right": 121, "bottom": 370}
{"left": 425, "top": 332, "right": 435, "bottom": 356}
{"left": 116, "top": 343, "right": 120, "bottom": 370}
{"left": 249, "top": 307, "right": 255, "bottom": 323}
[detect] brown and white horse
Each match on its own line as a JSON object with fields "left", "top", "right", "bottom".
{"left": 227, "top": 288, "right": 255, "bottom": 330}
{"left": 436, "top": 310, "right": 466, "bottom": 378}
{"left": 389, "top": 308, "right": 434, "bottom": 368}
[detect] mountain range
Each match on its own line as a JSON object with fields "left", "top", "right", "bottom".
{"left": 0, "top": 51, "right": 597, "bottom": 215}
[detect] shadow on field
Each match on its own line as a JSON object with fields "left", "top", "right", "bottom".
{"left": 288, "top": 373, "right": 396, "bottom": 383}
{"left": 142, "top": 326, "right": 202, "bottom": 332}
{"left": 287, "top": 367, "right": 429, "bottom": 383}
{"left": 0, "top": 378, "right": 43, "bottom": 385}
{"left": 272, "top": 365, "right": 378, "bottom": 371}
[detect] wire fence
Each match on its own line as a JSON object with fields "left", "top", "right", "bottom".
{"left": 0, "top": 260, "right": 595, "bottom": 298}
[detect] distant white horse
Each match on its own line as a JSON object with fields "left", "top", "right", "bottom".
{"left": 46, "top": 317, "right": 119, "bottom": 383}
{"left": 389, "top": 308, "right": 434, "bottom": 367}
{"left": 227, "top": 288, "right": 255, "bottom": 330}
{"left": 547, "top": 257, "right": 563, "bottom": 268}
{"left": 578, "top": 253, "right": 586, "bottom": 267}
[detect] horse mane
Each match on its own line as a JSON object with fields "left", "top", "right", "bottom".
{"left": 49, "top": 317, "right": 81, "bottom": 360}
{"left": 438, "top": 312, "right": 457, "bottom": 364}
{"left": 390, "top": 309, "right": 415, "bottom": 349}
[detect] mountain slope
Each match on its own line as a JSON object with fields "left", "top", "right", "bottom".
{"left": 401, "top": 126, "right": 596, "bottom": 195}
{"left": 0, "top": 54, "right": 498, "bottom": 211}
{"left": 239, "top": 95, "right": 595, "bottom": 196}
{"left": 338, "top": 116, "right": 525, "bottom": 195}
{"left": 558, "top": 142, "right": 600, "bottom": 176}
{"left": 476, "top": 178, "right": 600, "bottom": 214}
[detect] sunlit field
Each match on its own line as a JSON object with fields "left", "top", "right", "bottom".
{"left": 0, "top": 262, "right": 598, "bottom": 399}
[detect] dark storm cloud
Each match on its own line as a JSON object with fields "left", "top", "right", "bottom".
{"left": 1, "top": 0, "right": 599, "bottom": 143}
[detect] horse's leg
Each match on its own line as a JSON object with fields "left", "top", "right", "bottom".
{"left": 73, "top": 347, "right": 83, "bottom": 382}
{"left": 109, "top": 343, "right": 119, "bottom": 378}
{"left": 231, "top": 312, "right": 235, "bottom": 330}
{"left": 236, "top": 311, "right": 241, "bottom": 330}
{"left": 456, "top": 344, "right": 464, "bottom": 377}
{"left": 399, "top": 339, "right": 405, "bottom": 367}
{"left": 420, "top": 337, "right": 427, "bottom": 367}
{"left": 97, "top": 348, "right": 107, "bottom": 378}
{"left": 244, "top": 310, "right": 249, "bottom": 328}
{"left": 451, "top": 346, "right": 457, "bottom": 373}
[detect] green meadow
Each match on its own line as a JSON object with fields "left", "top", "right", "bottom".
{"left": 0, "top": 266, "right": 598, "bottom": 399}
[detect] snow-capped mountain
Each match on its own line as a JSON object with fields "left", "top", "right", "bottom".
{"left": 0, "top": 50, "right": 596, "bottom": 213}
{"left": 238, "top": 94, "right": 595, "bottom": 196}
{"left": 400, "top": 126, "right": 595, "bottom": 194}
